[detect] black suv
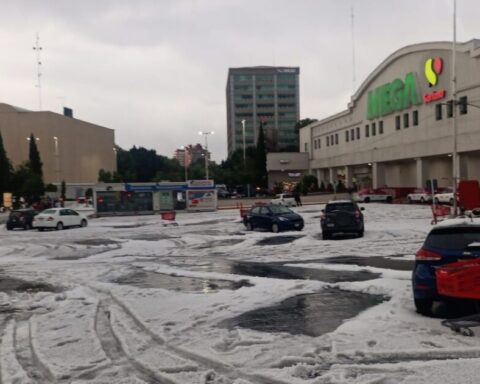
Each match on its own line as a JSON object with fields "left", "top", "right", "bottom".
{"left": 320, "top": 200, "right": 364, "bottom": 239}
{"left": 6, "top": 209, "right": 37, "bottom": 230}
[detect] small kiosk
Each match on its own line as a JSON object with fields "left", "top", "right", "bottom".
{"left": 94, "top": 181, "right": 217, "bottom": 216}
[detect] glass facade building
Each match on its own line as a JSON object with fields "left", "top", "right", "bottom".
{"left": 226, "top": 67, "right": 300, "bottom": 155}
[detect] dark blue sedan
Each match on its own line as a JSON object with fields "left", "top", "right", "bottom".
{"left": 243, "top": 204, "right": 304, "bottom": 233}
{"left": 412, "top": 220, "right": 480, "bottom": 315}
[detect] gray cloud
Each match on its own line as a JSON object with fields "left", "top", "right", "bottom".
{"left": 0, "top": 0, "right": 478, "bottom": 161}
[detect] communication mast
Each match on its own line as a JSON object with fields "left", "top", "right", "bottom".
{"left": 33, "top": 33, "right": 43, "bottom": 110}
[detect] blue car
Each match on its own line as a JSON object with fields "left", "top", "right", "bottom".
{"left": 243, "top": 204, "right": 304, "bottom": 233}
{"left": 412, "top": 220, "right": 480, "bottom": 315}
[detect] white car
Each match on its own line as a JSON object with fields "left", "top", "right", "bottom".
{"left": 353, "top": 189, "right": 393, "bottom": 203}
{"left": 434, "top": 189, "right": 455, "bottom": 205}
{"left": 270, "top": 193, "right": 296, "bottom": 207}
{"left": 33, "top": 208, "right": 88, "bottom": 231}
{"left": 407, "top": 188, "right": 433, "bottom": 204}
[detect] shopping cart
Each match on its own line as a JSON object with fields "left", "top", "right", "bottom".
{"left": 431, "top": 204, "right": 451, "bottom": 224}
{"left": 436, "top": 259, "right": 480, "bottom": 336}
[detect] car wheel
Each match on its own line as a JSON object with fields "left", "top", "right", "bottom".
{"left": 80, "top": 219, "right": 88, "bottom": 228}
{"left": 449, "top": 198, "right": 454, "bottom": 205}
{"left": 434, "top": 198, "right": 439, "bottom": 204}
{"left": 38, "top": 228, "right": 44, "bottom": 232}
{"left": 364, "top": 197, "right": 370, "bottom": 203}
{"left": 6, "top": 226, "right": 12, "bottom": 231}
{"left": 414, "top": 298, "right": 433, "bottom": 316}
{"left": 24, "top": 223, "right": 32, "bottom": 230}
{"left": 322, "top": 231, "right": 330, "bottom": 240}
{"left": 386, "top": 196, "right": 393, "bottom": 203}
{"left": 56, "top": 222, "right": 64, "bottom": 231}
{"left": 246, "top": 222, "right": 253, "bottom": 231}
{"left": 408, "top": 197, "right": 413, "bottom": 204}
{"left": 420, "top": 197, "right": 425, "bottom": 204}
{"left": 357, "top": 230, "right": 364, "bottom": 238}
{"left": 271, "top": 223, "right": 280, "bottom": 233}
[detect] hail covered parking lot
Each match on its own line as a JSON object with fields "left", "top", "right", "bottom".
{"left": 1, "top": 204, "right": 480, "bottom": 383}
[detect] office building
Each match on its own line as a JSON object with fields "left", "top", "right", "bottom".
{"left": 226, "top": 66, "right": 300, "bottom": 155}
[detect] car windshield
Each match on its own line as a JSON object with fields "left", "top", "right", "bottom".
{"left": 425, "top": 227, "right": 480, "bottom": 250}
{"left": 269, "top": 205, "right": 292, "bottom": 214}
{"left": 10, "top": 211, "right": 23, "bottom": 218}
{"left": 41, "top": 209, "right": 57, "bottom": 215}
{"left": 325, "top": 203, "right": 356, "bottom": 213}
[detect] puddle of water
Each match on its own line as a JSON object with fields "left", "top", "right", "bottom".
{"left": 256, "top": 235, "right": 304, "bottom": 246}
{"left": 220, "top": 287, "right": 385, "bottom": 337}
{"left": 0, "top": 276, "right": 59, "bottom": 293}
{"left": 230, "top": 262, "right": 379, "bottom": 283}
{"left": 113, "top": 271, "right": 252, "bottom": 293}
{"left": 195, "top": 239, "right": 245, "bottom": 249}
{"left": 322, "top": 256, "right": 414, "bottom": 271}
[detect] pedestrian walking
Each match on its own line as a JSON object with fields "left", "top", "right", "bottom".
{"left": 293, "top": 190, "right": 302, "bottom": 206}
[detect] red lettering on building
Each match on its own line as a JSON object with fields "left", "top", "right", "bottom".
{"left": 423, "top": 89, "right": 446, "bottom": 103}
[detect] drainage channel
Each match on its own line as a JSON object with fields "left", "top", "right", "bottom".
{"left": 220, "top": 287, "right": 386, "bottom": 337}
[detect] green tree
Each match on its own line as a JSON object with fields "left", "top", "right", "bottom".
{"left": 28, "top": 133, "right": 43, "bottom": 177}
{"left": 254, "top": 122, "right": 268, "bottom": 189}
{"left": 11, "top": 163, "right": 44, "bottom": 204}
{"left": 0, "top": 131, "right": 13, "bottom": 203}
{"left": 301, "top": 175, "right": 319, "bottom": 193}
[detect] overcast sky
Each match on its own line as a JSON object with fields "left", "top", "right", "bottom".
{"left": 1, "top": 0, "right": 479, "bottom": 161}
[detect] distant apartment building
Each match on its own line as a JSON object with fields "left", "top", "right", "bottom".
{"left": 226, "top": 66, "right": 300, "bottom": 155}
{"left": 173, "top": 144, "right": 210, "bottom": 166}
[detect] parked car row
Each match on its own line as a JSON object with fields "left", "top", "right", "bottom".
{"left": 6, "top": 208, "right": 88, "bottom": 231}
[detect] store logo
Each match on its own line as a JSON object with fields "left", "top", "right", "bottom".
{"left": 423, "top": 57, "right": 446, "bottom": 103}
{"left": 424, "top": 57, "right": 443, "bottom": 87}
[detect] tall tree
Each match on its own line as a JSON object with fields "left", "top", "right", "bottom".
{"left": 28, "top": 133, "right": 43, "bottom": 177}
{"left": 0, "top": 131, "right": 13, "bottom": 202}
{"left": 254, "top": 122, "right": 268, "bottom": 189}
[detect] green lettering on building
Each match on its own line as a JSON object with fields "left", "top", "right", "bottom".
{"left": 367, "top": 72, "right": 421, "bottom": 119}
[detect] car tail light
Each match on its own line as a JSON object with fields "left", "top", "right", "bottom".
{"left": 320, "top": 213, "right": 325, "bottom": 220}
{"left": 355, "top": 210, "right": 361, "bottom": 219}
{"left": 415, "top": 248, "right": 442, "bottom": 261}
{"left": 47, "top": 216, "right": 54, "bottom": 221}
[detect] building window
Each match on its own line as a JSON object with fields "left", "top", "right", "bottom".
{"left": 345, "top": 131, "right": 349, "bottom": 142}
{"left": 435, "top": 104, "right": 443, "bottom": 120}
{"left": 304, "top": 142, "right": 308, "bottom": 152}
{"left": 327, "top": 136, "right": 330, "bottom": 146}
{"left": 379, "top": 121, "right": 384, "bottom": 134}
{"left": 335, "top": 134, "right": 338, "bottom": 145}
{"left": 365, "top": 124, "right": 370, "bottom": 137}
{"left": 350, "top": 129, "right": 355, "bottom": 141}
{"left": 446, "top": 100, "right": 454, "bottom": 118}
{"left": 403, "top": 113, "right": 409, "bottom": 128}
{"left": 412, "top": 111, "right": 419, "bottom": 126}
{"left": 356, "top": 127, "right": 360, "bottom": 139}
{"left": 459, "top": 96, "right": 468, "bottom": 115}
{"left": 330, "top": 135, "right": 334, "bottom": 145}
{"left": 372, "top": 122, "right": 376, "bottom": 136}
{"left": 314, "top": 140, "right": 317, "bottom": 149}
{"left": 395, "top": 115, "right": 401, "bottom": 130}
{"left": 318, "top": 138, "right": 321, "bottom": 148}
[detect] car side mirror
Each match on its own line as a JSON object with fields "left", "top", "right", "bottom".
{"left": 321, "top": 209, "right": 325, "bottom": 213}
{"left": 360, "top": 207, "right": 365, "bottom": 211}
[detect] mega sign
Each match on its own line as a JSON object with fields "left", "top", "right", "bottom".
{"left": 367, "top": 73, "right": 421, "bottom": 119}
{"left": 367, "top": 57, "right": 447, "bottom": 119}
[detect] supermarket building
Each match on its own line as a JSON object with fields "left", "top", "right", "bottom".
{"left": 300, "top": 40, "right": 480, "bottom": 189}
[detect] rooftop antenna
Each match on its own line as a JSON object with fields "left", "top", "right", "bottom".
{"left": 351, "top": 5, "right": 356, "bottom": 92}
{"left": 33, "top": 33, "right": 43, "bottom": 110}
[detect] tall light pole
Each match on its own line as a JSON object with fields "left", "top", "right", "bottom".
{"left": 53, "top": 136, "right": 60, "bottom": 187}
{"left": 241, "top": 120, "right": 246, "bottom": 167}
{"left": 199, "top": 131, "right": 214, "bottom": 180}
{"left": 181, "top": 146, "right": 189, "bottom": 181}
{"left": 32, "top": 33, "right": 43, "bottom": 110}
{"left": 451, "top": 0, "right": 459, "bottom": 216}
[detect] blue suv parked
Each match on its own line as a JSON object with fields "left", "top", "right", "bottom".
{"left": 412, "top": 220, "right": 480, "bottom": 315}
{"left": 243, "top": 204, "right": 304, "bottom": 233}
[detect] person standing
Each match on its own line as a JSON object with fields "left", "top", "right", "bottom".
{"left": 293, "top": 190, "right": 302, "bottom": 206}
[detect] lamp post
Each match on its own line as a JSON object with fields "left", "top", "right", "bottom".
{"left": 199, "top": 131, "right": 214, "bottom": 180}
{"left": 181, "top": 146, "right": 189, "bottom": 181}
{"left": 53, "top": 136, "right": 60, "bottom": 187}
{"left": 241, "top": 119, "right": 246, "bottom": 167}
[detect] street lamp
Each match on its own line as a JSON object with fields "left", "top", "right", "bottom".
{"left": 53, "top": 136, "right": 60, "bottom": 186}
{"left": 199, "top": 131, "right": 214, "bottom": 180}
{"left": 241, "top": 120, "right": 250, "bottom": 197}
{"left": 180, "top": 145, "right": 189, "bottom": 181}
